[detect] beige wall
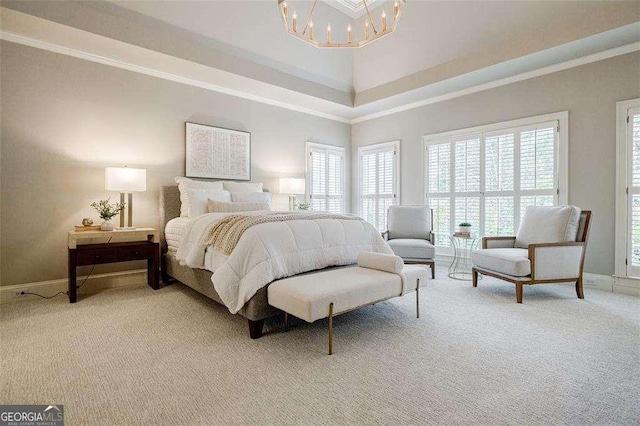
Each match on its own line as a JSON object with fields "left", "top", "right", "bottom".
{"left": 352, "top": 52, "right": 640, "bottom": 275}
{"left": 0, "top": 41, "right": 351, "bottom": 287}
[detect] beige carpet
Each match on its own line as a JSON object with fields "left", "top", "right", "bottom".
{"left": 1, "top": 272, "right": 639, "bottom": 425}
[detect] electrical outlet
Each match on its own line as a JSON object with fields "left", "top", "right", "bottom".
{"left": 585, "top": 278, "right": 596, "bottom": 284}
{"left": 12, "top": 289, "right": 29, "bottom": 298}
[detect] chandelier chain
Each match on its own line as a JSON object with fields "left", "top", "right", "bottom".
{"left": 363, "top": 0, "right": 378, "bottom": 35}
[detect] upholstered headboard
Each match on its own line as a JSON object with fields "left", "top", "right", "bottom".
{"left": 159, "top": 186, "right": 181, "bottom": 253}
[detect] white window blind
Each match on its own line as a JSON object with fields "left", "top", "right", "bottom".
{"left": 306, "top": 143, "right": 345, "bottom": 214}
{"left": 359, "top": 141, "right": 400, "bottom": 231}
{"left": 627, "top": 108, "right": 640, "bottom": 277}
{"left": 425, "top": 117, "right": 563, "bottom": 251}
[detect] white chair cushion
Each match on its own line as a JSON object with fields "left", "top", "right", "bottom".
{"left": 472, "top": 248, "right": 531, "bottom": 277}
{"left": 515, "top": 205, "right": 581, "bottom": 248}
{"left": 387, "top": 206, "right": 431, "bottom": 240}
{"left": 387, "top": 239, "right": 435, "bottom": 260}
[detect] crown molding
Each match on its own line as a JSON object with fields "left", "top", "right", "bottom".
{"left": 350, "top": 41, "right": 640, "bottom": 124}
{"left": 1, "top": 7, "right": 638, "bottom": 125}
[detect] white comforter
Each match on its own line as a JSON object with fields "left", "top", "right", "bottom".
{"left": 175, "top": 212, "right": 392, "bottom": 314}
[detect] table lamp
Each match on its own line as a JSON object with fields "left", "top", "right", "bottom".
{"left": 279, "top": 177, "right": 306, "bottom": 211}
{"left": 105, "top": 166, "right": 147, "bottom": 229}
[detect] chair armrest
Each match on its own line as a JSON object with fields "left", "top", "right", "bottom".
{"left": 528, "top": 242, "right": 585, "bottom": 280}
{"left": 482, "top": 236, "right": 516, "bottom": 249}
{"left": 381, "top": 231, "right": 389, "bottom": 241}
{"left": 429, "top": 231, "right": 435, "bottom": 245}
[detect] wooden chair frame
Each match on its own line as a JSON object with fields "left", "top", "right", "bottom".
{"left": 472, "top": 211, "right": 592, "bottom": 303}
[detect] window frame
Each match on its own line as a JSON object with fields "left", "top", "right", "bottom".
{"left": 423, "top": 112, "right": 569, "bottom": 253}
{"left": 305, "top": 141, "right": 346, "bottom": 214}
{"left": 615, "top": 99, "right": 640, "bottom": 278}
{"left": 357, "top": 140, "right": 401, "bottom": 230}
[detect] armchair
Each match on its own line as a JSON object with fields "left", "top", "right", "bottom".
{"left": 471, "top": 206, "right": 592, "bottom": 303}
{"left": 383, "top": 205, "right": 436, "bottom": 279}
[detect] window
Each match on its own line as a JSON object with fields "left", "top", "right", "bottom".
{"left": 424, "top": 112, "right": 568, "bottom": 252}
{"left": 358, "top": 141, "right": 400, "bottom": 231}
{"left": 615, "top": 99, "right": 640, "bottom": 278}
{"left": 306, "top": 142, "right": 345, "bottom": 214}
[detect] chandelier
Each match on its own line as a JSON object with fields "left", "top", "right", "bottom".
{"left": 277, "top": 0, "right": 406, "bottom": 48}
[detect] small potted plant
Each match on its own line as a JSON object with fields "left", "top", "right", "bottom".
{"left": 458, "top": 222, "right": 472, "bottom": 234}
{"left": 91, "top": 199, "right": 125, "bottom": 231}
{"left": 297, "top": 201, "right": 310, "bottom": 211}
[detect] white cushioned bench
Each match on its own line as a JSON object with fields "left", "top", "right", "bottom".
{"left": 268, "top": 252, "right": 429, "bottom": 354}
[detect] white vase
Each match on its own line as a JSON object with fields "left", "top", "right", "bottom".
{"left": 458, "top": 225, "right": 471, "bottom": 234}
{"left": 100, "top": 220, "right": 115, "bottom": 231}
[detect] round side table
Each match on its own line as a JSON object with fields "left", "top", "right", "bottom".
{"left": 448, "top": 235, "right": 481, "bottom": 281}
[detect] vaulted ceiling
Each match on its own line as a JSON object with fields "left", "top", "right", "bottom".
{"left": 2, "top": 0, "right": 639, "bottom": 121}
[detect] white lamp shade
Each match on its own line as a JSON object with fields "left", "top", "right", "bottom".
{"left": 279, "top": 177, "right": 305, "bottom": 194}
{"left": 105, "top": 167, "right": 147, "bottom": 192}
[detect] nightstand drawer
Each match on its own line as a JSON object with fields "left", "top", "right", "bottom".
{"left": 117, "top": 244, "right": 155, "bottom": 261}
{"left": 76, "top": 247, "right": 118, "bottom": 265}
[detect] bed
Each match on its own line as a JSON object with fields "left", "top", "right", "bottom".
{"left": 159, "top": 185, "right": 391, "bottom": 339}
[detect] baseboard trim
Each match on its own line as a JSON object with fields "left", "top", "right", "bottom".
{"left": 612, "top": 275, "right": 640, "bottom": 296}
{"left": 0, "top": 269, "right": 148, "bottom": 304}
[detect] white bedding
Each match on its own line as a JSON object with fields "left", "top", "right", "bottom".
{"left": 204, "top": 247, "right": 228, "bottom": 272}
{"left": 175, "top": 212, "right": 392, "bottom": 314}
{"left": 165, "top": 217, "right": 191, "bottom": 253}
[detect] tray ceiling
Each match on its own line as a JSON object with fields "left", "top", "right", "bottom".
{"left": 322, "top": 0, "right": 384, "bottom": 18}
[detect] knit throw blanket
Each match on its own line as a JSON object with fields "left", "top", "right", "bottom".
{"left": 203, "top": 212, "right": 363, "bottom": 255}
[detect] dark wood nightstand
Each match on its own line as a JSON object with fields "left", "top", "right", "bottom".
{"left": 67, "top": 228, "right": 160, "bottom": 303}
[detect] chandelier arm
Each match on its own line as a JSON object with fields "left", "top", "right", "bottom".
{"left": 301, "top": 0, "right": 319, "bottom": 36}
{"left": 363, "top": 0, "right": 378, "bottom": 34}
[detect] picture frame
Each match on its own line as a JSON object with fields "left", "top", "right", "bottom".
{"left": 185, "top": 122, "right": 251, "bottom": 181}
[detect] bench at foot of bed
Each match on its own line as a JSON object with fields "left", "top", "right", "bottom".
{"left": 268, "top": 252, "right": 429, "bottom": 354}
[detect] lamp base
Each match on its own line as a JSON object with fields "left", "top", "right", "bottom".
{"left": 114, "top": 227, "right": 138, "bottom": 231}
{"left": 288, "top": 195, "right": 297, "bottom": 211}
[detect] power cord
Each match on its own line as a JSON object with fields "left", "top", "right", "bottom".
{"left": 20, "top": 236, "right": 112, "bottom": 300}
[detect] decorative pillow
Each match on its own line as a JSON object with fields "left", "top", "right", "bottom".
{"left": 222, "top": 181, "right": 263, "bottom": 193}
{"left": 175, "top": 177, "right": 224, "bottom": 217}
{"left": 231, "top": 192, "right": 272, "bottom": 206}
{"left": 207, "top": 200, "right": 270, "bottom": 213}
{"left": 183, "top": 188, "right": 231, "bottom": 217}
{"left": 515, "top": 205, "right": 582, "bottom": 248}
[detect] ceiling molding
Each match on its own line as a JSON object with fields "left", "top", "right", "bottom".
{"left": 1, "top": 7, "right": 638, "bottom": 125}
{"left": 350, "top": 40, "right": 640, "bottom": 124}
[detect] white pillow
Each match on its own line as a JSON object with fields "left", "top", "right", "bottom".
{"left": 515, "top": 205, "right": 582, "bottom": 248}
{"left": 231, "top": 192, "right": 272, "bottom": 206}
{"left": 222, "top": 181, "right": 263, "bottom": 193}
{"left": 183, "top": 188, "right": 231, "bottom": 217}
{"left": 207, "top": 200, "right": 271, "bottom": 213}
{"left": 175, "top": 177, "right": 224, "bottom": 217}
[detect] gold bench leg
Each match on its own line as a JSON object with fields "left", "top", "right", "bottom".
{"left": 328, "top": 302, "right": 334, "bottom": 355}
{"left": 416, "top": 278, "right": 420, "bottom": 319}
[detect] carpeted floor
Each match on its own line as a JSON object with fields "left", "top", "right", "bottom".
{"left": 1, "top": 272, "right": 639, "bottom": 425}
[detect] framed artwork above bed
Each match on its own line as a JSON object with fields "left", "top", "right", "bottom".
{"left": 185, "top": 122, "right": 251, "bottom": 181}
